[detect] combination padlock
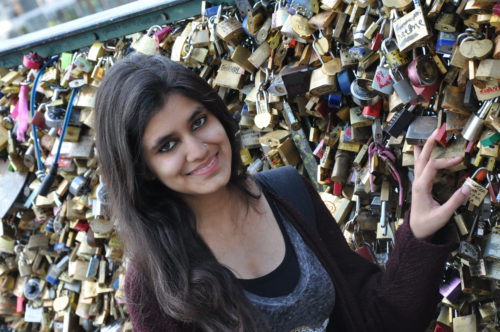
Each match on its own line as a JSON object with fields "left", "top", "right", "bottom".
{"left": 350, "top": 78, "right": 381, "bottom": 107}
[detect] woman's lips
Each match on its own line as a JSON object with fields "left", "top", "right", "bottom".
{"left": 188, "top": 153, "right": 219, "bottom": 176}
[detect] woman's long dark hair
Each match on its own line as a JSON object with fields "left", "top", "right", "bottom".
{"left": 95, "top": 54, "right": 264, "bottom": 331}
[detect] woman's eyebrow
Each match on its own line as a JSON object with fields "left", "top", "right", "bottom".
{"left": 150, "top": 105, "right": 205, "bottom": 152}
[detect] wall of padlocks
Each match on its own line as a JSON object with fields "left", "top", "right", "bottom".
{"left": 0, "top": 0, "right": 499, "bottom": 330}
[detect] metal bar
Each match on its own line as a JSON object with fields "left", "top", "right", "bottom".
{"left": 0, "top": 0, "right": 233, "bottom": 68}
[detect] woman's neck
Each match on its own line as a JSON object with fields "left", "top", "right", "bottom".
{"left": 182, "top": 178, "right": 261, "bottom": 233}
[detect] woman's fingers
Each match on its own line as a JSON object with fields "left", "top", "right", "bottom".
{"left": 416, "top": 129, "right": 438, "bottom": 173}
{"left": 414, "top": 145, "right": 422, "bottom": 176}
{"left": 418, "top": 156, "right": 464, "bottom": 190}
{"left": 435, "top": 185, "right": 472, "bottom": 221}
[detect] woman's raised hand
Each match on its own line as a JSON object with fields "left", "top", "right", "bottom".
{"left": 410, "top": 130, "right": 472, "bottom": 240}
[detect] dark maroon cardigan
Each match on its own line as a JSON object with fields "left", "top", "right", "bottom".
{"left": 125, "top": 176, "right": 456, "bottom": 332}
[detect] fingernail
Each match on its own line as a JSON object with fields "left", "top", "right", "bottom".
{"left": 451, "top": 156, "right": 463, "bottom": 162}
{"left": 460, "top": 184, "right": 472, "bottom": 197}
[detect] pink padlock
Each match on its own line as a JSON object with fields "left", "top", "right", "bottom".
{"left": 154, "top": 25, "right": 173, "bottom": 45}
{"left": 16, "top": 296, "right": 25, "bottom": 313}
{"left": 23, "top": 52, "right": 43, "bottom": 69}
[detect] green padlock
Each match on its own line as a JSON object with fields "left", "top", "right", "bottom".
{"left": 60, "top": 52, "right": 74, "bottom": 71}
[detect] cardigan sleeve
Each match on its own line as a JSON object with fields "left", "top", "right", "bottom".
{"left": 299, "top": 176, "right": 457, "bottom": 332}
{"left": 125, "top": 264, "right": 181, "bottom": 332}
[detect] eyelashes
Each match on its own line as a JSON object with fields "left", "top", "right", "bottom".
{"left": 158, "top": 115, "right": 208, "bottom": 153}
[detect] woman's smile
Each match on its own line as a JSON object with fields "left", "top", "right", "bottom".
{"left": 187, "top": 152, "right": 220, "bottom": 176}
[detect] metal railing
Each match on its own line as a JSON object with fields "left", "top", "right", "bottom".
{"left": 0, "top": 0, "right": 233, "bottom": 68}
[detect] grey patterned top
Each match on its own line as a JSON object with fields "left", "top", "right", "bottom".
{"left": 244, "top": 207, "right": 336, "bottom": 332}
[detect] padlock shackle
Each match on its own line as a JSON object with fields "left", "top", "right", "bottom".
{"left": 146, "top": 25, "right": 162, "bottom": 36}
{"left": 471, "top": 167, "right": 488, "bottom": 180}
{"left": 311, "top": 39, "right": 326, "bottom": 65}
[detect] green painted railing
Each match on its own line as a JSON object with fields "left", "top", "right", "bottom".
{"left": 0, "top": 0, "right": 234, "bottom": 68}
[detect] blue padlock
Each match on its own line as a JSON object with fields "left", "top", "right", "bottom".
{"left": 337, "top": 69, "right": 355, "bottom": 96}
{"left": 435, "top": 32, "right": 458, "bottom": 55}
{"left": 205, "top": 5, "right": 221, "bottom": 17}
{"left": 348, "top": 45, "right": 371, "bottom": 60}
{"left": 328, "top": 92, "right": 343, "bottom": 108}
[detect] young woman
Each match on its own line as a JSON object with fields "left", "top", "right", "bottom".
{"left": 94, "top": 53, "right": 471, "bottom": 332}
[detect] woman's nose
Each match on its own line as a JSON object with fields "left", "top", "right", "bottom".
{"left": 185, "top": 135, "right": 208, "bottom": 162}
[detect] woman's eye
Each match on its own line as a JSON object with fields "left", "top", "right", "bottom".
{"left": 159, "top": 141, "right": 177, "bottom": 153}
{"left": 192, "top": 115, "right": 207, "bottom": 130}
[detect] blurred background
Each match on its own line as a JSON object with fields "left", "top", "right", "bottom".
{"left": 0, "top": 0, "right": 136, "bottom": 41}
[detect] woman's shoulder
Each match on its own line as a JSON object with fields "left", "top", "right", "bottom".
{"left": 124, "top": 262, "right": 142, "bottom": 302}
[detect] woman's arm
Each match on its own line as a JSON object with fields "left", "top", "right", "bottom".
{"left": 300, "top": 131, "right": 470, "bottom": 332}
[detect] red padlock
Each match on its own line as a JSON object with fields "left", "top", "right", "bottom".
{"left": 73, "top": 219, "right": 90, "bottom": 232}
{"left": 435, "top": 122, "right": 449, "bottom": 147}
{"left": 355, "top": 245, "right": 376, "bottom": 263}
{"left": 433, "top": 324, "right": 452, "bottom": 332}
{"left": 371, "top": 33, "right": 383, "bottom": 52}
{"left": 315, "top": 99, "right": 329, "bottom": 118}
{"left": 412, "top": 79, "right": 441, "bottom": 103}
{"left": 333, "top": 182, "right": 343, "bottom": 196}
{"left": 362, "top": 100, "right": 382, "bottom": 119}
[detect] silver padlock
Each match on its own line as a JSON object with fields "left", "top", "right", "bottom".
{"left": 351, "top": 78, "right": 381, "bottom": 106}
{"left": 354, "top": 6, "right": 374, "bottom": 44}
{"left": 371, "top": 56, "right": 394, "bottom": 95}
{"left": 389, "top": 68, "right": 418, "bottom": 104}
{"left": 69, "top": 169, "right": 93, "bottom": 196}
{"left": 461, "top": 98, "right": 495, "bottom": 142}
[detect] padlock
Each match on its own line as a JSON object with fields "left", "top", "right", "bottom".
{"left": 435, "top": 3, "right": 460, "bottom": 32}
{"left": 436, "top": 32, "right": 458, "bottom": 55}
{"left": 337, "top": 69, "right": 355, "bottom": 96}
{"left": 392, "top": 6, "right": 431, "bottom": 51}
{"left": 371, "top": 56, "right": 394, "bottom": 95}
{"left": 362, "top": 100, "right": 383, "bottom": 120}
{"left": 350, "top": 78, "right": 380, "bottom": 106}
{"left": 390, "top": 68, "right": 418, "bottom": 104}
{"left": 384, "top": 105, "right": 416, "bottom": 137}
{"left": 87, "top": 42, "right": 105, "bottom": 62}
{"left": 216, "top": 16, "right": 244, "bottom": 42}
{"left": 406, "top": 116, "right": 438, "bottom": 145}
{"left": 464, "top": 169, "right": 489, "bottom": 207}
{"left": 131, "top": 25, "right": 161, "bottom": 55}
{"left": 462, "top": 98, "right": 495, "bottom": 142}
{"left": 407, "top": 48, "right": 439, "bottom": 87}
{"left": 69, "top": 169, "right": 93, "bottom": 196}
{"left": 22, "top": 52, "right": 43, "bottom": 70}
{"left": 331, "top": 149, "right": 352, "bottom": 183}
{"left": 272, "top": 1, "right": 289, "bottom": 29}
{"left": 353, "top": 6, "right": 374, "bottom": 44}
{"left": 327, "top": 92, "right": 343, "bottom": 109}
{"left": 332, "top": 13, "right": 349, "bottom": 40}
{"left": 382, "top": 39, "right": 409, "bottom": 68}
{"left": 309, "top": 67, "right": 337, "bottom": 96}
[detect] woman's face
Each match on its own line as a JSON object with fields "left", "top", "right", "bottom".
{"left": 141, "top": 93, "right": 233, "bottom": 196}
